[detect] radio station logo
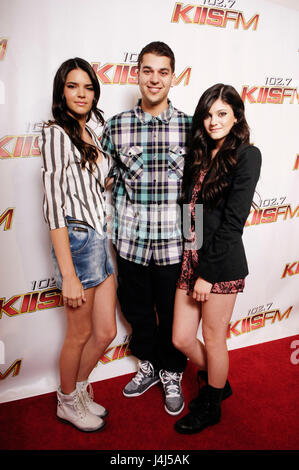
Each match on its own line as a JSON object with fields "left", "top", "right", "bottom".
{"left": 0, "top": 38, "right": 8, "bottom": 61}
{"left": 0, "top": 287, "right": 63, "bottom": 319}
{"left": 245, "top": 192, "right": 299, "bottom": 227}
{"left": 241, "top": 78, "right": 298, "bottom": 104}
{"left": 91, "top": 62, "right": 191, "bottom": 86}
{"left": 97, "top": 340, "right": 131, "bottom": 365}
{"left": 0, "top": 339, "right": 131, "bottom": 381}
{"left": 0, "top": 134, "right": 41, "bottom": 159}
{"left": 0, "top": 359, "right": 22, "bottom": 380}
{"left": 227, "top": 305, "right": 293, "bottom": 339}
{"left": 171, "top": 2, "right": 259, "bottom": 30}
{"left": 281, "top": 261, "right": 299, "bottom": 279}
{"left": 0, "top": 208, "right": 14, "bottom": 231}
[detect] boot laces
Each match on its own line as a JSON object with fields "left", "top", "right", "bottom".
{"left": 81, "top": 382, "right": 94, "bottom": 405}
{"left": 73, "top": 390, "right": 88, "bottom": 420}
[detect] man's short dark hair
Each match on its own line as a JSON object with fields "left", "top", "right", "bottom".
{"left": 138, "top": 41, "right": 175, "bottom": 72}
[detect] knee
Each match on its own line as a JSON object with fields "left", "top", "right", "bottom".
{"left": 172, "top": 330, "right": 192, "bottom": 355}
{"left": 202, "top": 325, "right": 225, "bottom": 351}
{"left": 94, "top": 324, "right": 117, "bottom": 348}
{"left": 68, "top": 326, "right": 92, "bottom": 347}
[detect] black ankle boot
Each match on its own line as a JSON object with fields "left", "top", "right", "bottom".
{"left": 188, "top": 372, "right": 232, "bottom": 413}
{"left": 174, "top": 384, "right": 223, "bottom": 434}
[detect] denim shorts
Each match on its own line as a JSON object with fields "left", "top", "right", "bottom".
{"left": 51, "top": 218, "right": 114, "bottom": 291}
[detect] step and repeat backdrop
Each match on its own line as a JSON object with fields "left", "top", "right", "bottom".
{"left": 0, "top": 0, "right": 298, "bottom": 403}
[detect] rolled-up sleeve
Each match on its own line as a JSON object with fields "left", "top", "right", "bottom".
{"left": 39, "top": 126, "right": 69, "bottom": 230}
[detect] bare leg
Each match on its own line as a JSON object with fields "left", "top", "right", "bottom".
{"left": 201, "top": 293, "right": 237, "bottom": 388}
{"left": 172, "top": 288, "right": 207, "bottom": 370}
{"left": 77, "top": 274, "right": 117, "bottom": 382}
{"left": 59, "top": 288, "right": 96, "bottom": 394}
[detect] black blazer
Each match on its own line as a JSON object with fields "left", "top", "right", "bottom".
{"left": 189, "top": 144, "right": 262, "bottom": 284}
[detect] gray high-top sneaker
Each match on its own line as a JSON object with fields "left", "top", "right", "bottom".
{"left": 160, "top": 370, "right": 184, "bottom": 416}
{"left": 56, "top": 387, "right": 105, "bottom": 432}
{"left": 123, "top": 360, "right": 160, "bottom": 397}
{"left": 76, "top": 381, "right": 108, "bottom": 418}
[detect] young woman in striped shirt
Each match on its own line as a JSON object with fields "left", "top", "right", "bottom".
{"left": 39, "top": 58, "right": 116, "bottom": 432}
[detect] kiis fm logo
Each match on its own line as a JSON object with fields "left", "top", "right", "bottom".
{"left": 0, "top": 341, "right": 131, "bottom": 381}
{"left": 91, "top": 62, "right": 191, "bottom": 86}
{"left": 0, "top": 134, "right": 40, "bottom": 159}
{"left": 241, "top": 78, "right": 298, "bottom": 104}
{"left": 0, "top": 38, "right": 8, "bottom": 61}
{"left": 171, "top": 2, "right": 259, "bottom": 30}
{"left": 227, "top": 305, "right": 293, "bottom": 339}
{"left": 281, "top": 261, "right": 299, "bottom": 279}
{"left": 0, "top": 359, "right": 22, "bottom": 380}
{"left": 97, "top": 341, "right": 131, "bottom": 365}
{"left": 245, "top": 192, "right": 299, "bottom": 227}
{"left": 0, "top": 208, "right": 14, "bottom": 231}
{"left": 0, "top": 287, "right": 63, "bottom": 319}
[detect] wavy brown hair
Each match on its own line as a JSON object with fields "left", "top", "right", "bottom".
{"left": 46, "top": 57, "right": 104, "bottom": 169}
{"left": 182, "top": 83, "right": 250, "bottom": 207}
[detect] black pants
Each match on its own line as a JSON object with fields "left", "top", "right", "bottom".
{"left": 116, "top": 253, "right": 187, "bottom": 373}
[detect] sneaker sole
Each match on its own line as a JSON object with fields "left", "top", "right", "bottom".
{"left": 57, "top": 415, "right": 106, "bottom": 433}
{"left": 165, "top": 402, "right": 185, "bottom": 416}
{"left": 123, "top": 378, "right": 160, "bottom": 397}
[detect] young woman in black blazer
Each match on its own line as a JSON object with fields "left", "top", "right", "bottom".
{"left": 172, "top": 83, "right": 261, "bottom": 434}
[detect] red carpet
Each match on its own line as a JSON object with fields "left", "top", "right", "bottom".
{"left": 1, "top": 335, "right": 298, "bottom": 453}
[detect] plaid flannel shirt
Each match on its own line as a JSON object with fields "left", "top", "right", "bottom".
{"left": 101, "top": 100, "right": 192, "bottom": 266}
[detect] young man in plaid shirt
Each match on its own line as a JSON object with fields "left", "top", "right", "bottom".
{"left": 101, "top": 42, "right": 192, "bottom": 415}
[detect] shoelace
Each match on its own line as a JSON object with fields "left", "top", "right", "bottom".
{"left": 132, "top": 361, "right": 154, "bottom": 385}
{"left": 160, "top": 371, "right": 182, "bottom": 398}
{"left": 82, "top": 383, "right": 94, "bottom": 405}
{"left": 74, "top": 390, "right": 88, "bottom": 419}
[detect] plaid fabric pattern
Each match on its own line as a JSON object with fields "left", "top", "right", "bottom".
{"left": 101, "top": 100, "right": 192, "bottom": 266}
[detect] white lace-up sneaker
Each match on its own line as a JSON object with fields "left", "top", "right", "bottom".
{"left": 160, "top": 370, "right": 184, "bottom": 416}
{"left": 56, "top": 387, "right": 105, "bottom": 432}
{"left": 123, "top": 360, "right": 160, "bottom": 397}
{"left": 76, "top": 381, "right": 108, "bottom": 418}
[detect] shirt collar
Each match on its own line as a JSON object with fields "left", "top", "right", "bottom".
{"left": 134, "top": 99, "right": 174, "bottom": 124}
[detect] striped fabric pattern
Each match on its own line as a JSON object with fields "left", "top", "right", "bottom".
{"left": 39, "top": 124, "right": 110, "bottom": 236}
{"left": 101, "top": 100, "right": 192, "bottom": 265}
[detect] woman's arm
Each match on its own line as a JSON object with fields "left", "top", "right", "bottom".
{"left": 40, "top": 125, "right": 86, "bottom": 307}
{"left": 50, "top": 227, "right": 86, "bottom": 308}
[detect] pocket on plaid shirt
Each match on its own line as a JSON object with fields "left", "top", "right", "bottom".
{"left": 120, "top": 145, "right": 143, "bottom": 180}
{"left": 168, "top": 145, "right": 186, "bottom": 179}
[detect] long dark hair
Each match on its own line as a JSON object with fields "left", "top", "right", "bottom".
{"left": 182, "top": 83, "right": 250, "bottom": 207}
{"left": 47, "top": 57, "right": 104, "bottom": 169}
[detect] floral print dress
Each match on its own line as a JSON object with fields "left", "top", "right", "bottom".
{"left": 177, "top": 170, "right": 245, "bottom": 295}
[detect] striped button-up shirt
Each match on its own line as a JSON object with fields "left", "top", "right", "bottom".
{"left": 101, "top": 100, "right": 192, "bottom": 265}
{"left": 39, "top": 124, "right": 110, "bottom": 236}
